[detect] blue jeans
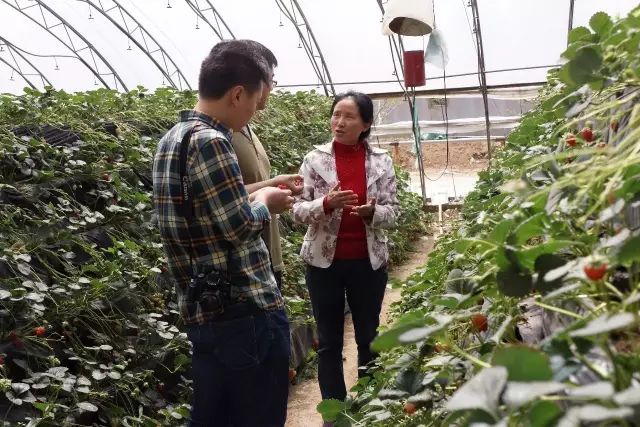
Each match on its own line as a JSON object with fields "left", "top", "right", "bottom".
{"left": 187, "top": 308, "right": 290, "bottom": 427}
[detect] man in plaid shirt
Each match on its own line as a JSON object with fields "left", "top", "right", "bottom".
{"left": 153, "top": 40, "right": 293, "bottom": 426}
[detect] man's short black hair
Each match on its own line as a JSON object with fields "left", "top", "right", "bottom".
{"left": 198, "top": 40, "right": 269, "bottom": 99}
{"left": 235, "top": 39, "right": 278, "bottom": 69}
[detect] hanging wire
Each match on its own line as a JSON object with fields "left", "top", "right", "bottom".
{"left": 422, "top": 65, "right": 451, "bottom": 182}
{"left": 420, "top": 4, "right": 453, "bottom": 183}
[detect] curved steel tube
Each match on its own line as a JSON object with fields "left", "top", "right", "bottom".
{"left": 274, "top": 0, "right": 334, "bottom": 95}
{"left": 0, "top": 36, "right": 52, "bottom": 87}
{"left": 1, "top": 0, "right": 127, "bottom": 90}
{"left": 0, "top": 57, "right": 37, "bottom": 89}
{"left": 184, "top": 0, "right": 235, "bottom": 40}
{"left": 77, "top": 0, "right": 191, "bottom": 90}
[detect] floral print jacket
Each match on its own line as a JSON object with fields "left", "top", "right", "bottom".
{"left": 292, "top": 140, "right": 399, "bottom": 270}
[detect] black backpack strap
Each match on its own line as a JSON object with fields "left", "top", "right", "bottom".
{"left": 179, "top": 127, "right": 196, "bottom": 222}
{"left": 178, "top": 125, "right": 232, "bottom": 280}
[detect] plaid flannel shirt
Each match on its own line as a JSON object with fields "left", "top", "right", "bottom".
{"left": 153, "top": 110, "right": 284, "bottom": 325}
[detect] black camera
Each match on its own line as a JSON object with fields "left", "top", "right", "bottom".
{"left": 187, "top": 270, "right": 232, "bottom": 316}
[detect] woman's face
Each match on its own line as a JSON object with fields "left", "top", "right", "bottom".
{"left": 330, "top": 98, "right": 370, "bottom": 145}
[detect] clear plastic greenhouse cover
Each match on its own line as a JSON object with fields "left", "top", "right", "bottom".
{"left": 0, "top": 0, "right": 637, "bottom": 95}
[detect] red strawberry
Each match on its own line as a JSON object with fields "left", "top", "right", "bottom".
{"left": 102, "top": 174, "right": 110, "bottom": 182}
{"left": 404, "top": 403, "right": 417, "bottom": 415}
{"left": 580, "top": 127, "right": 594, "bottom": 142}
{"left": 471, "top": 314, "right": 488, "bottom": 332}
{"left": 566, "top": 133, "right": 577, "bottom": 147}
{"left": 34, "top": 326, "right": 46, "bottom": 337}
{"left": 584, "top": 263, "right": 607, "bottom": 281}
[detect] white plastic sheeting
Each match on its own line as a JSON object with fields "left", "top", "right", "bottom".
{"left": 0, "top": 0, "right": 637, "bottom": 94}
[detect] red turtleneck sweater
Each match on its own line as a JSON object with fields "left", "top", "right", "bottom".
{"left": 323, "top": 141, "right": 368, "bottom": 260}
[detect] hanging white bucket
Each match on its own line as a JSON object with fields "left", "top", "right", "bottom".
{"left": 381, "top": 0, "right": 435, "bottom": 37}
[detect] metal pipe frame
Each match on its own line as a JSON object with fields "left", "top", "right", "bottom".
{"left": 0, "top": 56, "right": 37, "bottom": 88}
{"left": 469, "top": 0, "right": 492, "bottom": 166}
{"left": 1, "top": 0, "right": 127, "bottom": 90}
{"left": 567, "top": 0, "right": 576, "bottom": 45}
{"left": 0, "top": 36, "right": 52, "bottom": 87}
{"left": 76, "top": 0, "right": 190, "bottom": 90}
{"left": 184, "top": 0, "right": 235, "bottom": 40}
{"left": 375, "top": 1, "right": 427, "bottom": 202}
{"left": 274, "top": 0, "right": 334, "bottom": 96}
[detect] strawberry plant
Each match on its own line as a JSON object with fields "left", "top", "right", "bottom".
{"left": 0, "top": 85, "right": 428, "bottom": 424}
{"left": 322, "top": 7, "right": 640, "bottom": 427}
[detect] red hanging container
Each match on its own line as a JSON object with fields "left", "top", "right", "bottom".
{"left": 403, "top": 50, "right": 426, "bottom": 87}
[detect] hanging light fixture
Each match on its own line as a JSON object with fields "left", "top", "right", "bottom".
{"left": 54, "top": 57, "right": 59, "bottom": 70}
{"left": 381, "top": 0, "right": 434, "bottom": 36}
{"left": 166, "top": 0, "right": 172, "bottom": 9}
{"left": 10, "top": 70, "right": 15, "bottom": 81}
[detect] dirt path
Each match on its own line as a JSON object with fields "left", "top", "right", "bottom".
{"left": 285, "top": 235, "right": 435, "bottom": 427}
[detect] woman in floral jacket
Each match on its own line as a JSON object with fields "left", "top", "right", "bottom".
{"left": 293, "top": 91, "right": 399, "bottom": 401}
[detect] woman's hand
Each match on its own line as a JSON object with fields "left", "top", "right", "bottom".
{"left": 347, "top": 198, "right": 376, "bottom": 220}
{"left": 275, "top": 174, "right": 304, "bottom": 195}
{"left": 324, "top": 182, "right": 359, "bottom": 210}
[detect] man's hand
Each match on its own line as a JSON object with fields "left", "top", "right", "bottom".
{"left": 324, "top": 182, "right": 360, "bottom": 210}
{"left": 275, "top": 174, "right": 304, "bottom": 195}
{"left": 252, "top": 187, "right": 295, "bottom": 214}
{"left": 347, "top": 198, "right": 376, "bottom": 220}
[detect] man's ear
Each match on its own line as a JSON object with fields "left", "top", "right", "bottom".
{"left": 228, "top": 85, "right": 244, "bottom": 106}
